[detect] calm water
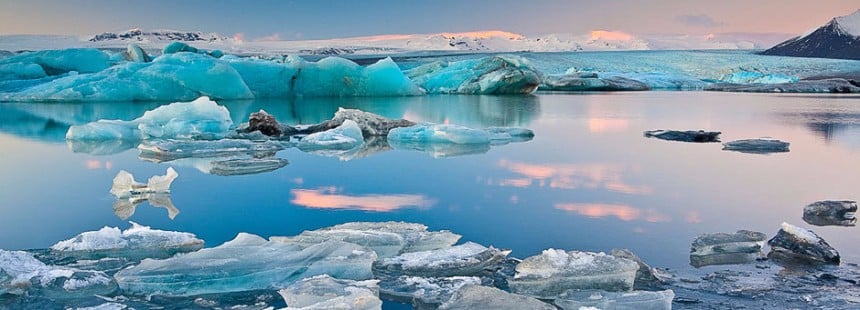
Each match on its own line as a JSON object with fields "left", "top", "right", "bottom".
{"left": 1, "top": 92, "right": 859, "bottom": 274}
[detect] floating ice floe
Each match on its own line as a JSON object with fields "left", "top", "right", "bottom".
{"left": 378, "top": 276, "right": 481, "bottom": 307}
{"left": 722, "top": 138, "right": 790, "bottom": 154}
{"left": 50, "top": 222, "right": 203, "bottom": 261}
{"left": 271, "top": 222, "right": 460, "bottom": 259}
{"left": 406, "top": 55, "right": 541, "bottom": 94}
{"left": 438, "top": 284, "right": 555, "bottom": 310}
{"left": 689, "top": 230, "right": 767, "bottom": 268}
{"left": 298, "top": 119, "right": 364, "bottom": 151}
{"left": 278, "top": 275, "right": 382, "bottom": 310}
{"left": 539, "top": 72, "right": 651, "bottom": 91}
{"left": 66, "top": 96, "right": 233, "bottom": 141}
{"left": 373, "top": 242, "right": 510, "bottom": 277}
{"left": 509, "top": 249, "right": 639, "bottom": 299}
{"left": 138, "top": 139, "right": 286, "bottom": 162}
{"left": 110, "top": 167, "right": 177, "bottom": 199}
{"left": 706, "top": 79, "right": 860, "bottom": 93}
{"left": 114, "top": 233, "right": 376, "bottom": 296}
{"left": 553, "top": 289, "right": 675, "bottom": 310}
{"left": 0, "top": 250, "right": 116, "bottom": 298}
{"left": 767, "top": 222, "right": 840, "bottom": 264}
{"left": 323, "top": 108, "right": 416, "bottom": 137}
{"left": 387, "top": 123, "right": 534, "bottom": 148}
{"left": 803, "top": 200, "right": 857, "bottom": 227}
{"left": 209, "top": 157, "right": 289, "bottom": 176}
{"left": 644, "top": 129, "right": 721, "bottom": 143}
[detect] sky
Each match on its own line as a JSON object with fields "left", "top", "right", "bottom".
{"left": 0, "top": 0, "right": 858, "bottom": 40}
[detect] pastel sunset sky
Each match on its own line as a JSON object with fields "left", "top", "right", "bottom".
{"left": 1, "top": 0, "right": 857, "bottom": 39}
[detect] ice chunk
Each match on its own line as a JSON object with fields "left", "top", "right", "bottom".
{"left": 706, "top": 79, "right": 860, "bottom": 93}
{"left": 803, "top": 200, "right": 857, "bottom": 226}
{"left": 722, "top": 138, "right": 790, "bottom": 154}
{"left": 110, "top": 167, "right": 178, "bottom": 199}
{"left": 486, "top": 127, "right": 535, "bottom": 144}
{"left": 539, "top": 74, "right": 650, "bottom": 91}
{"left": 162, "top": 41, "right": 200, "bottom": 55}
{"left": 138, "top": 139, "right": 286, "bottom": 162}
{"left": 0, "top": 250, "right": 116, "bottom": 298}
{"left": 373, "top": 242, "right": 510, "bottom": 277}
{"left": 406, "top": 55, "right": 541, "bottom": 94}
{"left": 438, "top": 285, "right": 555, "bottom": 310}
{"left": 50, "top": 222, "right": 202, "bottom": 261}
{"left": 67, "top": 97, "right": 234, "bottom": 141}
{"left": 509, "top": 249, "right": 639, "bottom": 298}
{"left": 644, "top": 129, "right": 721, "bottom": 143}
{"left": 316, "top": 108, "right": 415, "bottom": 137}
{"left": 388, "top": 124, "right": 490, "bottom": 144}
{"left": 610, "top": 249, "right": 669, "bottom": 290}
{"left": 240, "top": 109, "right": 288, "bottom": 137}
{"left": 278, "top": 275, "right": 381, "bottom": 310}
{"left": 124, "top": 44, "right": 151, "bottom": 63}
{"left": 272, "top": 222, "right": 461, "bottom": 259}
{"left": 378, "top": 276, "right": 480, "bottom": 306}
{"left": 0, "top": 48, "right": 112, "bottom": 78}
{"left": 690, "top": 230, "right": 767, "bottom": 268}
{"left": 209, "top": 157, "right": 289, "bottom": 176}
{"left": 226, "top": 56, "right": 424, "bottom": 97}
{"left": 113, "top": 193, "right": 179, "bottom": 220}
{"left": 114, "top": 234, "right": 376, "bottom": 296}
{"left": 553, "top": 289, "right": 675, "bottom": 310}
{"left": 6, "top": 53, "right": 253, "bottom": 102}
{"left": 298, "top": 119, "right": 364, "bottom": 151}
{"left": 767, "top": 222, "right": 840, "bottom": 264}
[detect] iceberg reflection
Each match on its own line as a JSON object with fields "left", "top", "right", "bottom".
{"left": 291, "top": 187, "right": 435, "bottom": 212}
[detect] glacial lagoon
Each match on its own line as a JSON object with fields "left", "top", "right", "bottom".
{"left": 1, "top": 91, "right": 860, "bottom": 308}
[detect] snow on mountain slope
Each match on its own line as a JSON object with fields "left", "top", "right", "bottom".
{"left": 834, "top": 9, "right": 860, "bottom": 36}
{"left": 762, "top": 9, "right": 860, "bottom": 60}
{"left": 0, "top": 28, "right": 786, "bottom": 55}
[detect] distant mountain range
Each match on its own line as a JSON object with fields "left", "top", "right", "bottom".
{"left": 763, "top": 10, "right": 860, "bottom": 60}
{"left": 0, "top": 28, "right": 792, "bottom": 55}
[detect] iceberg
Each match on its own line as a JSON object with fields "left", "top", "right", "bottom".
{"left": 307, "top": 108, "right": 415, "bottom": 137}
{"left": 5, "top": 53, "right": 253, "bottom": 102}
{"left": 378, "top": 276, "right": 481, "bottom": 307}
{"left": 553, "top": 289, "right": 675, "bottom": 310}
{"left": 226, "top": 55, "right": 424, "bottom": 97}
{"left": 388, "top": 124, "right": 491, "bottom": 144}
{"left": 209, "top": 157, "right": 289, "bottom": 176}
{"left": 609, "top": 249, "right": 668, "bottom": 290}
{"left": 690, "top": 230, "right": 767, "bottom": 268}
{"left": 49, "top": 222, "right": 203, "bottom": 261}
{"left": 539, "top": 73, "right": 650, "bottom": 91}
{"left": 0, "top": 250, "right": 116, "bottom": 298}
{"left": 803, "top": 200, "right": 857, "bottom": 226}
{"left": 0, "top": 48, "right": 112, "bottom": 80}
{"left": 438, "top": 285, "right": 555, "bottom": 310}
{"left": 767, "top": 222, "right": 840, "bottom": 264}
{"left": 124, "top": 44, "right": 151, "bottom": 63}
{"left": 67, "top": 97, "right": 234, "bottom": 141}
{"left": 373, "top": 242, "right": 510, "bottom": 277}
{"left": 406, "top": 55, "right": 541, "bottom": 94}
{"left": 110, "top": 167, "right": 178, "bottom": 199}
{"left": 271, "top": 222, "right": 461, "bottom": 259}
{"left": 722, "top": 138, "right": 790, "bottom": 154}
{"left": 138, "top": 139, "right": 286, "bottom": 162}
{"left": 509, "top": 249, "right": 639, "bottom": 299}
{"left": 114, "top": 233, "right": 376, "bottom": 296}
{"left": 644, "top": 129, "right": 721, "bottom": 143}
{"left": 278, "top": 275, "right": 381, "bottom": 310}
{"left": 297, "top": 119, "right": 364, "bottom": 151}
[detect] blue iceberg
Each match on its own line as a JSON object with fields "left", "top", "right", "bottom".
{"left": 297, "top": 119, "right": 364, "bottom": 151}
{"left": 406, "top": 55, "right": 541, "bottom": 94}
{"left": 0, "top": 48, "right": 112, "bottom": 79}
{"left": 66, "top": 96, "right": 233, "bottom": 141}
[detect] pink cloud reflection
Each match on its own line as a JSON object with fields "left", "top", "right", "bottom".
{"left": 291, "top": 187, "right": 435, "bottom": 212}
{"left": 497, "top": 160, "right": 652, "bottom": 195}
{"left": 556, "top": 203, "right": 671, "bottom": 223}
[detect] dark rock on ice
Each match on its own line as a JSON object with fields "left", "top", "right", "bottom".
{"left": 303, "top": 108, "right": 415, "bottom": 138}
{"left": 803, "top": 200, "right": 857, "bottom": 226}
{"left": 644, "top": 130, "right": 721, "bottom": 143}
{"left": 690, "top": 230, "right": 767, "bottom": 268}
{"left": 239, "top": 109, "right": 290, "bottom": 137}
{"left": 767, "top": 222, "right": 840, "bottom": 264}
{"left": 722, "top": 138, "right": 790, "bottom": 154}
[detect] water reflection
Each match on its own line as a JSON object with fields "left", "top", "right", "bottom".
{"left": 497, "top": 160, "right": 651, "bottom": 195}
{"left": 776, "top": 109, "right": 860, "bottom": 148}
{"left": 290, "top": 187, "right": 435, "bottom": 212}
{"left": 555, "top": 203, "right": 671, "bottom": 223}
{"left": 113, "top": 193, "right": 179, "bottom": 220}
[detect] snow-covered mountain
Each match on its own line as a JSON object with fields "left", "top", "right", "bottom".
{"left": 762, "top": 9, "right": 860, "bottom": 60}
{"left": 0, "top": 28, "right": 789, "bottom": 55}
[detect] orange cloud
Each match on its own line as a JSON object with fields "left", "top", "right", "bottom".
{"left": 555, "top": 203, "right": 670, "bottom": 223}
{"left": 589, "top": 30, "right": 634, "bottom": 41}
{"left": 497, "top": 160, "right": 652, "bottom": 195}
{"left": 291, "top": 188, "right": 435, "bottom": 212}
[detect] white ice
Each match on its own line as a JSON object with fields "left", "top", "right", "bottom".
{"left": 0, "top": 250, "right": 116, "bottom": 297}
{"left": 438, "top": 285, "right": 555, "bottom": 310}
{"left": 298, "top": 119, "right": 364, "bottom": 151}
{"left": 374, "top": 242, "right": 510, "bottom": 277}
{"left": 50, "top": 221, "right": 203, "bottom": 258}
{"left": 553, "top": 289, "right": 675, "bottom": 310}
{"left": 509, "top": 249, "right": 640, "bottom": 298}
{"left": 279, "top": 275, "right": 382, "bottom": 310}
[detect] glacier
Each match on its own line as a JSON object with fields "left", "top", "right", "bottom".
{"left": 113, "top": 233, "right": 377, "bottom": 296}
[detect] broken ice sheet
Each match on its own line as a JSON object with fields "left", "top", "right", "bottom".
{"left": 437, "top": 284, "right": 555, "bottom": 310}
{"left": 272, "top": 222, "right": 459, "bottom": 259}
{"left": 278, "top": 275, "right": 381, "bottom": 310}
{"left": 114, "top": 233, "right": 376, "bottom": 297}
{"left": 0, "top": 250, "right": 117, "bottom": 298}
{"left": 378, "top": 276, "right": 480, "bottom": 307}
{"left": 553, "top": 289, "right": 675, "bottom": 310}
{"left": 373, "top": 242, "right": 510, "bottom": 277}
{"left": 49, "top": 222, "right": 203, "bottom": 261}
{"left": 508, "top": 249, "right": 639, "bottom": 299}
{"left": 689, "top": 230, "right": 767, "bottom": 268}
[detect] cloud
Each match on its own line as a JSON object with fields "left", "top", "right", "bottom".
{"left": 675, "top": 14, "right": 727, "bottom": 28}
